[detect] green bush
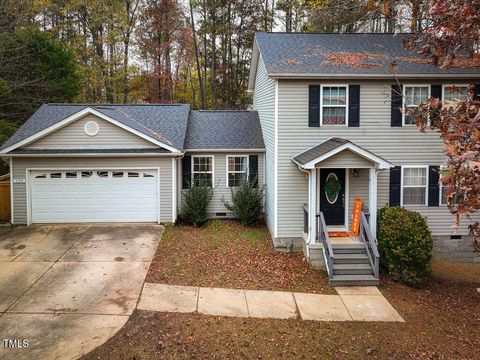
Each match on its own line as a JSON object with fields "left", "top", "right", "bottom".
{"left": 223, "top": 179, "right": 264, "bottom": 226}
{"left": 377, "top": 206, "right": 433, "bottom": 286}
{"left": 180, "top": 181, "right": 213, "bottom": 227}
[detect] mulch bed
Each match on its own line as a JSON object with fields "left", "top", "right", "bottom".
{"left": 83, "top": 277, "right": 480, "bottom": 359}
{"left": 146, "top": 219, "right": 333, "bottom": 294}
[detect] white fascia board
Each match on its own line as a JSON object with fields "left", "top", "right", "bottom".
{"left": 5, "top": 152, "right": 180, "bottom": 158}
{"left": 302, "top": 143, "right": 393, "bottom": 170}
{"left": 184, "top": 148, "right": 265, "bottom": 153}
{"left": 0, "top": 107, "right": 180, "bottom": 154}
{"left": 269, "top": 73, "right": 480, "bottom": 80}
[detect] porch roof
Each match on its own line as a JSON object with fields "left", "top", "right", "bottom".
{"left": 292, "top": 138, "right": 392, "bottom": 170}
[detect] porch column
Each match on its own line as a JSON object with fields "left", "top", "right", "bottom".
{"left": 369, "top": 168, "right": 378, "bottom": 238}
{"left": 308, "top": 169, "right": 317, "bottom": 243}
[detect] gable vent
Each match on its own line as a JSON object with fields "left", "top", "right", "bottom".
{"left": 84, "top": 121, "right": 100, "bottom": 136}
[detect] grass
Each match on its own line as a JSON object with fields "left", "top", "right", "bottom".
{"left": 83, "top": 277, "right": 480, "bottom": 359}
{"left": 0, "top": 226, "right": 13, "bottom": 238}
{"left": 146, "top": 219, "right": 333, "bottom": 294}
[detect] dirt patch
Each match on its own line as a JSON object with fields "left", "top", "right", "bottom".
{"left": 114, "top": 257, "right": 124, "bottom": 262}
{"left": 146, "top": 220, "right": 332, "bottom": 294}
{"left": 431, "top": 258, "right": 480, "bottom": 283}
{"left": 82, "top": 277, "right": 480, "bottom": 359}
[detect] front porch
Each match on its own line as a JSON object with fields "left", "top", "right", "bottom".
{"left": 293, "top": 138, "right": 393, "bottom": 285}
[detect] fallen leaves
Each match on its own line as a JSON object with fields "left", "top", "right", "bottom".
{"left": 146, "top": 220, "right": 333, "bottom": 294}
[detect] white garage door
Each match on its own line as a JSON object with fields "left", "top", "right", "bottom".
{"left": 30, "top": 169, "right": 159, "bottom": 223}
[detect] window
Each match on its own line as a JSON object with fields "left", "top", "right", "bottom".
{"left": 192, "top": 156, "right": 213, "bottom": 187}
{"left": 97, "top": 171, "right": 108, "bottom": 178}
{"left": 50, "top": 172, "right": 62, "bottom": 179}
{"left": 227, "top": 156, "right": 248, "bottom": 187}
{"left": 403, "top": 85, "right": 430, "bottom": 125}
{"left": 143, "top": 173, "right": 154, "bottom": 178}
{"left": 402, "top": 166, "right": 427, "bottom": 205}
{"left": 112, "top": 171, "right": 124, "bottom": 178}
{"left": 66, "top": 172, "right": 77, "bottom": 178}
{"left": 443, "top": 84, "right": 469, "bottom": 105}
{"left": 35, "top": 174, "right": 46, "bottom": 179}
{"left": 128, "top": 172, "right": 139, "bottom": 178}
{"left": 81, "top": 171, "right": 93, "bottom": 178}
{"left": 321, "top": 85, "right": 348, "bottom": 125}
{"left": 439, "top": 167, "right": 460, "bottom": 206}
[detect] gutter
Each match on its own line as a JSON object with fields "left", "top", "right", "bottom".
{"left": 268, "top": 73, "right": 480, "bottom": 80}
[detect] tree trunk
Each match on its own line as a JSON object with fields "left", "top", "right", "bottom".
{"left": 189, "top": 0, "right": 205, "bottom": 109}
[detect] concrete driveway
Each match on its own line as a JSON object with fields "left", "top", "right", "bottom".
{"left": 0, "top": 224, "right": 162, "bottom": 359}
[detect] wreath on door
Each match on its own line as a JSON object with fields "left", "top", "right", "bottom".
{"left": 325, "top": 173, "right": 341, "bottom": 204}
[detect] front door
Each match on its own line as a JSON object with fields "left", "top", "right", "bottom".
{"left": 319, "top": 168, "right": 345, "bottom": 226}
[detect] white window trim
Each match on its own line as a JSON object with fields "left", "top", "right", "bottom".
{"left": 438, "top": 165, "right": 449, "bottom": 206}
{"left": 442, "top": 84, "right": 470, "bottom": 104}
{"left": 226, "top": 155, "right": 249, "bottom": 188}
{"left": 191, "top": 155, "right": 214, "bottom": 188}
{"left": 402, "top": 84, "right": 431, "bottom": 126}
{"left": 320, "top": 84, "right": 349, "bottom": 126}
{"left": 400, "top": 165, "right": 429, "bottom": 207}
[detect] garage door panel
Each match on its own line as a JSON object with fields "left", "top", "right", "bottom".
{"left": 30, "top": 169, "right": 159, "bottom": 223}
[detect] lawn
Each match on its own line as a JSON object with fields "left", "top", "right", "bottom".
{"left": 146, "top": 220, "right": 333, "bottom": 294}
{"left": 83, "top": 277, "right": 480, "bottom": 359}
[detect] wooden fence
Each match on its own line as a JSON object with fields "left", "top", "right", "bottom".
{"left": 0, "top": 183, "right": 11, "bottom": 222}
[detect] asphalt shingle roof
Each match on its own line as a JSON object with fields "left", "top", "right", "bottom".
{"left": 1, "top": 103, "right": 190, "bottom": 151}
{"left": 255, "top": 32, "right": 480, "bottom": 76}
{"left": 184, "top": 110, "right": 265, "bottom": 150}
{"left": 293, "top": 137, "right": 389, "bottom": 166}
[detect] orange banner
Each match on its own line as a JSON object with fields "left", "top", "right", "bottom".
{"left": 351, "top": 197, "right": 363, "bottom": 235}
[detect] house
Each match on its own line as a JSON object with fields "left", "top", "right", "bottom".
{"left": 0, "top": 105, "right": 264, "bottom": 225}
{"left": 1, "top": 32, "right": 479, "bottom": 286}
{"left": 248, "top": 32, "right": 480, "bottom": 283}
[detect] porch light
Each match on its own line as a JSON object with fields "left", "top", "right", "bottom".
{"left": 353, "top": 169, "right": 360, "bottom": 177}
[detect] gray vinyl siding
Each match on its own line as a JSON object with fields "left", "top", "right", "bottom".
{"left": 178, "top": 152, "right": 265, "bottom": 218}
{"left": 315, "top": 149, "right": 374, "bottom": 168}
{"left": 348, "top": 169, "right": 370, "bottom": 216}
{"left": 277, "top": 79, "right": 474, "bottom": 237}
{"left": 252, "top": 55, "right": 276, "bottom": 235}
{"left": 11, "top": 157, "right": 173, "bottom": 224}
{"left": 25, "top": 114, "right": 157, "bottom": 149}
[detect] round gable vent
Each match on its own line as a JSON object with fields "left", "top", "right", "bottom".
{"left": 84, "top": 121, "right": 100, "bottom": 136}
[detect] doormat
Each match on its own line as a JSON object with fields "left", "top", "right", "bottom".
{"left": 328, "top": 231, "right": 349, "bottom": 237}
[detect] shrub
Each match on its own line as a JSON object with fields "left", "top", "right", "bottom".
{"left": 377, "top": 206, "right": 433, "bottom": 286}
{"left": 180, "top": 181, "right": 213, "bottom": 227}
{"left": 223, "top": 179, "right": 264, "bottom": 226}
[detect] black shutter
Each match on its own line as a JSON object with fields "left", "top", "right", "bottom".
{"left": 182, "top": 156, "right": 191, "bottom": 189}
{"left": 389, "top": 166, "right": 401, "bottom": 206}
{"left": 431, "top": 85, "right": 442, "bottom": 100}
{"left": 430, "top": 85, "right": 442, "bottom": 126}
{"left": 428, "top": 165, "right": 440, "bottom": 207}
{"left": 473, "top": 84, "right": 480, "bottom": 100}
{"left": 348, "top": 85, "right": 360, "bottom": 127}
{"left": 308, "top": 85, "right": 320, "bottom": 127}
{"left": 249, "top": 155, "right": 259, "bottom": 186}
{"left": 391, "top": 84, "right": 403, "bottom": 127}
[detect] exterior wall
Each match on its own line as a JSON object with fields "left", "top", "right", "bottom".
{"left": 252, "top": 55, "right": 276, "bottom": 236}
{"left": 11, "top": 156, "right": 174, "bottom": 224}
{"left": 316, "top": 149, "right": 375, "bottom": 169}
{"left": 433, "top": 235, "right": 479, "bottom": 264}
{"left": 276, "top": 79, "right": 475, "bottom": 239}
{"left": 25, "top": 114, "right": 157, "bottom": 149}
{"left": 347, "top": 168, "right": 370, "bottom": 215}
{"left": 177, "top": 152, "right": 265, "bottom": 218}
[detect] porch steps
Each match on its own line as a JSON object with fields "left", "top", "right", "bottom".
{"left": 329, "top": 244, "right": 379, "bottom": 286}
{"left": 332, "top": 263, "right": 373, "bottom": 275}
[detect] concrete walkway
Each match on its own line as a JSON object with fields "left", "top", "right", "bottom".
{"left": 138, "top": 283, "right": 404, "bottom": 322}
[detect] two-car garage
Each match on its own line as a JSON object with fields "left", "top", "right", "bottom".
{"left": 29, "top": 169, "right": 159, "bottom": 223}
